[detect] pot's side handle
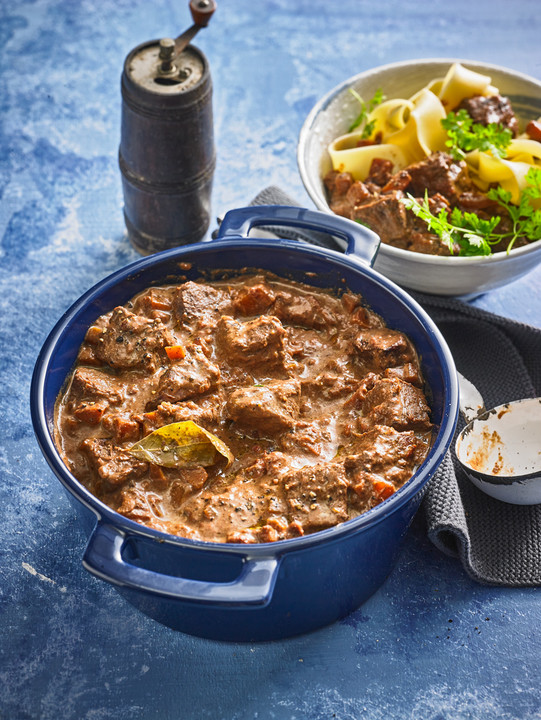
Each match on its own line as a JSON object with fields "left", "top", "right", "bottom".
{"left": 216, "top": 205, "right": 380, "bottom": 266}
{"left": 83, "top": 522, "right": 280, "bottom": 606}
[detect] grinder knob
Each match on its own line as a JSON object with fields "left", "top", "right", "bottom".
{"left": 189, "top": 0, "right": 217, "bottom": 27}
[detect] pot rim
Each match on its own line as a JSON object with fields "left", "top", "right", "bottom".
{"left": 31, "top": 234, "right": 459, "bottom": 557}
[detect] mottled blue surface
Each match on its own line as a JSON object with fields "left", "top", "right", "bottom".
{"left": 1, "top": 1, "right": 540, "bottom": 718}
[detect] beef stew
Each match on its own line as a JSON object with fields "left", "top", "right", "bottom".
{"left": 55, "top": 274, "right": 433, "bottom": 544}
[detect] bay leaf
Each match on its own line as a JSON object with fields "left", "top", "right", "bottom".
{"left": 128, "top": 420, "right": 234, "bottom": 469}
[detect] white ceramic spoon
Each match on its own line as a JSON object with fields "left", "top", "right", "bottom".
{"left": 455, "top": 373, "right": 541, "bottom": 505}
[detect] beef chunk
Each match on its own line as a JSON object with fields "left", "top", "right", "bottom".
{"left": 279, "top": 418, "right": 335, "bottom": 457}
{"left": 70, "top": 367, "right": 123, "bottom": 405}
{"left": 143, "top": 400, "right": 219, "bottom": 434}
{"left": 344, "top": 372, "right": 380, "bottom": 409}
{"left": 351, "top": 191, "right": 409, "bottom": 245}
{"left": 383, "top": 363, "right": 423, "bottom": 387}
{"left": 325, "top": 171, "right": 359, "bottom": 218}
{"left": 101, "top": 413, "right": 141, "bottom": 444}
{"left": 407, "top": 192, "right": 455, "bottom": 254}
{"left": 367, "top": 157, "right": 395, "bottom": 186}
{"left": 526, "top": 120, "right": 541, "bottom": 142}
{"left": 282, "top": 461, "right": 350, "bottom": 531}
{"left": 329, "top": 199, "right": 355, "bottom": 218}
{"left": 457, "top": 191, "right": 500, "bottom": 212}
{"left": 345, "top": 425, "right": 426, "bottom": 500}
{"left": 273, "top": 290, "right": 339, "bottom": 330}
{"left": 324, "top": 170, "right": 354, "bottom": 197}
{"left": 73, "top": 400, "right": 108, "bottom": 425}
{"left": 240, "top": 450, "right": 291, "bottom": 483}
{"left": 116, "top": 484, "right": 168, "bottom": 525}
{"left": 301, "top": 372, "right": 359, "bottom": 400}
{"left": 81, "top": 438, "right": 147, "bottom": 487}
{"left": 173, "top": 281, "right": 232, "bottom": 327}
{"left": 92, "top": 306, "right": 172, "bottom": 372}
{"left": 168, "top": 467, "right": 209, "bottom": 508}
{"left": 457, "top": 94, "right": 519, "bottom": 137}
{"left": 155, "top": 344, "right": 220, "bottom": 403}
{"left": 382, "top": 169, "right": 412, "bottom": 193}
{"left": 226, "top": 379, "right": 301, "bottom": 435}
{"left": 116, "top": 486, "right": 155, "bottom": 523}
{"left": 405, "top": 152, "right": 465, "bottom": 201}
{"left": 69, "top": 367, "right": 123, "bottom": 426}
{"left": 350, "top": 304, "right": 386, "bottom": 328}
{"left": 358, "top": 377, "right": 431, "bottom": 432}
{"left": 232, "top": 279, "right": 276, "bottom": 316}
{"left": 346, "top": 180, "right": 372, "bottom": 206}
{"left": 329, "top": 198, "right": 353, "bottom": 220}
{"left": 353, "top": 328, "right": 417, "bottom": 372}
{"left": 407, "top": 230, "right": 453, "bottom": 256}
{"left": 131, "top": 287, "right": 173, "bottom": 318}
{"left": 426, "top": 192, "right": 452, "bottom": 216}
{"left": 217, "top": 315, "right": 286, "bottom": 369}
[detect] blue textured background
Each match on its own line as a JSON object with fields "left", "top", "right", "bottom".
{"left": 1, "top": 1, "right": 540, "bottom": 718}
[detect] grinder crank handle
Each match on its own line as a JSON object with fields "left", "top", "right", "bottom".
{"left": 173, "top": 0, "right": 217, "bottom": 57}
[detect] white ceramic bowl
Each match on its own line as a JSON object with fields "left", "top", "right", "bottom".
{"left": 297, "top": 58, "right": 541, "bottom": 297}
{"left": 456, "top": 373, "right": 541, "bottom": 505}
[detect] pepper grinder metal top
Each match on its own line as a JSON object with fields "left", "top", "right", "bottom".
{"left": 119, "top": 0, "right": 217, "bottom": 255}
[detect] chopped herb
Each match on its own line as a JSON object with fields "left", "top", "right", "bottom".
{"left": 441, "top": 109, "right": 513, "bottom": 161}
{"left": 348, "top": 87, "right": 385, "bottom": 135}
{"left": 401, "top": 167, "right": 541, "bottom": 256}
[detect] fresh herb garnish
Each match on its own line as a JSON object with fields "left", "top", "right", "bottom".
{"left": 401, "top": 167, "right": 541, "bottom": 256}
{"left": 441, "top": 109, "right": 513, "bottom": 161}
{"left": 486, "top": 168, "right": 541, "bottom": 252}
{"left": 348, "top": 87, "right": 385, "bottom": 135}
{"left": 402, "top": 192, "right": 494, "bottom": 256}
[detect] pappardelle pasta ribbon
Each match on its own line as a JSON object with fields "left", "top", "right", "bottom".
{"left": 328, "top": 62, "right": 541, "bottom": 201}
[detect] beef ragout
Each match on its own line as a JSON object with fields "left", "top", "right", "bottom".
{"left": 54, "top": 274, "right": 433, "bottom": 544}
{"left": 325, "top": 94, "right": 534, "bottom": 255}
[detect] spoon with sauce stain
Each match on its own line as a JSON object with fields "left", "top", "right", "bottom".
{"left": 455, "top": 373, "right": 541, "bottom": 505}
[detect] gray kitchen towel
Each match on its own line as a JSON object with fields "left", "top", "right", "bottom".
{"left": 411, "top": 292, "right": 541, "bottom": 587}
{"left": 234, "top": 186, "right": 541, "bottom": 586}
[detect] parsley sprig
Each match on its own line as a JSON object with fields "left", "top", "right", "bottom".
{"left": 401, "top": 167, "right": 541, "bottom": 256}
{"left": 402, "top": 193, "right": 495, "bottom": 256}
{"left": 487, "top": 171, "right": 541, "bottom": 251}
{"left": 441, "top": 109, "right": 513, "bottom": 161}
{"left": 348, "top": 87, "right": 385, "bottom": 135}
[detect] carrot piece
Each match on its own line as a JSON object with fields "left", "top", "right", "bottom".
{"left": 113, "top": 417, "right": 140, "bottom": 443}
{"left": 373, "top": 479, "right": 396, "bottom": 502}
{"left": 74, "top": 402, "right": 106, "bottom": 424}
{"left": 150, "top": 298, "right": 171, "bottom": 311}
{"left": 165, "top": 345, "right": 186, "bottom": 361}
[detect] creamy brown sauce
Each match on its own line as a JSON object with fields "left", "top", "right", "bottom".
{"left": 55, "top": 273, "right": 433, "bottom": 543}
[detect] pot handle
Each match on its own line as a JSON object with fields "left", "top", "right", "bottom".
{"left": 82, "top": 521, "right": 280, "bottom": 606}
{"left": 216, "top": 205, "right": 380, "bottom": 266}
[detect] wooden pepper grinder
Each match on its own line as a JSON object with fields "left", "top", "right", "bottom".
{"left": 119, "top": 0, "right": 217, "bottom": 254}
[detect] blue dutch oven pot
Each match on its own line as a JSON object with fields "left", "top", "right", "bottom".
{"left": 31, "top": 206, "right": 459, "bottom": 642}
